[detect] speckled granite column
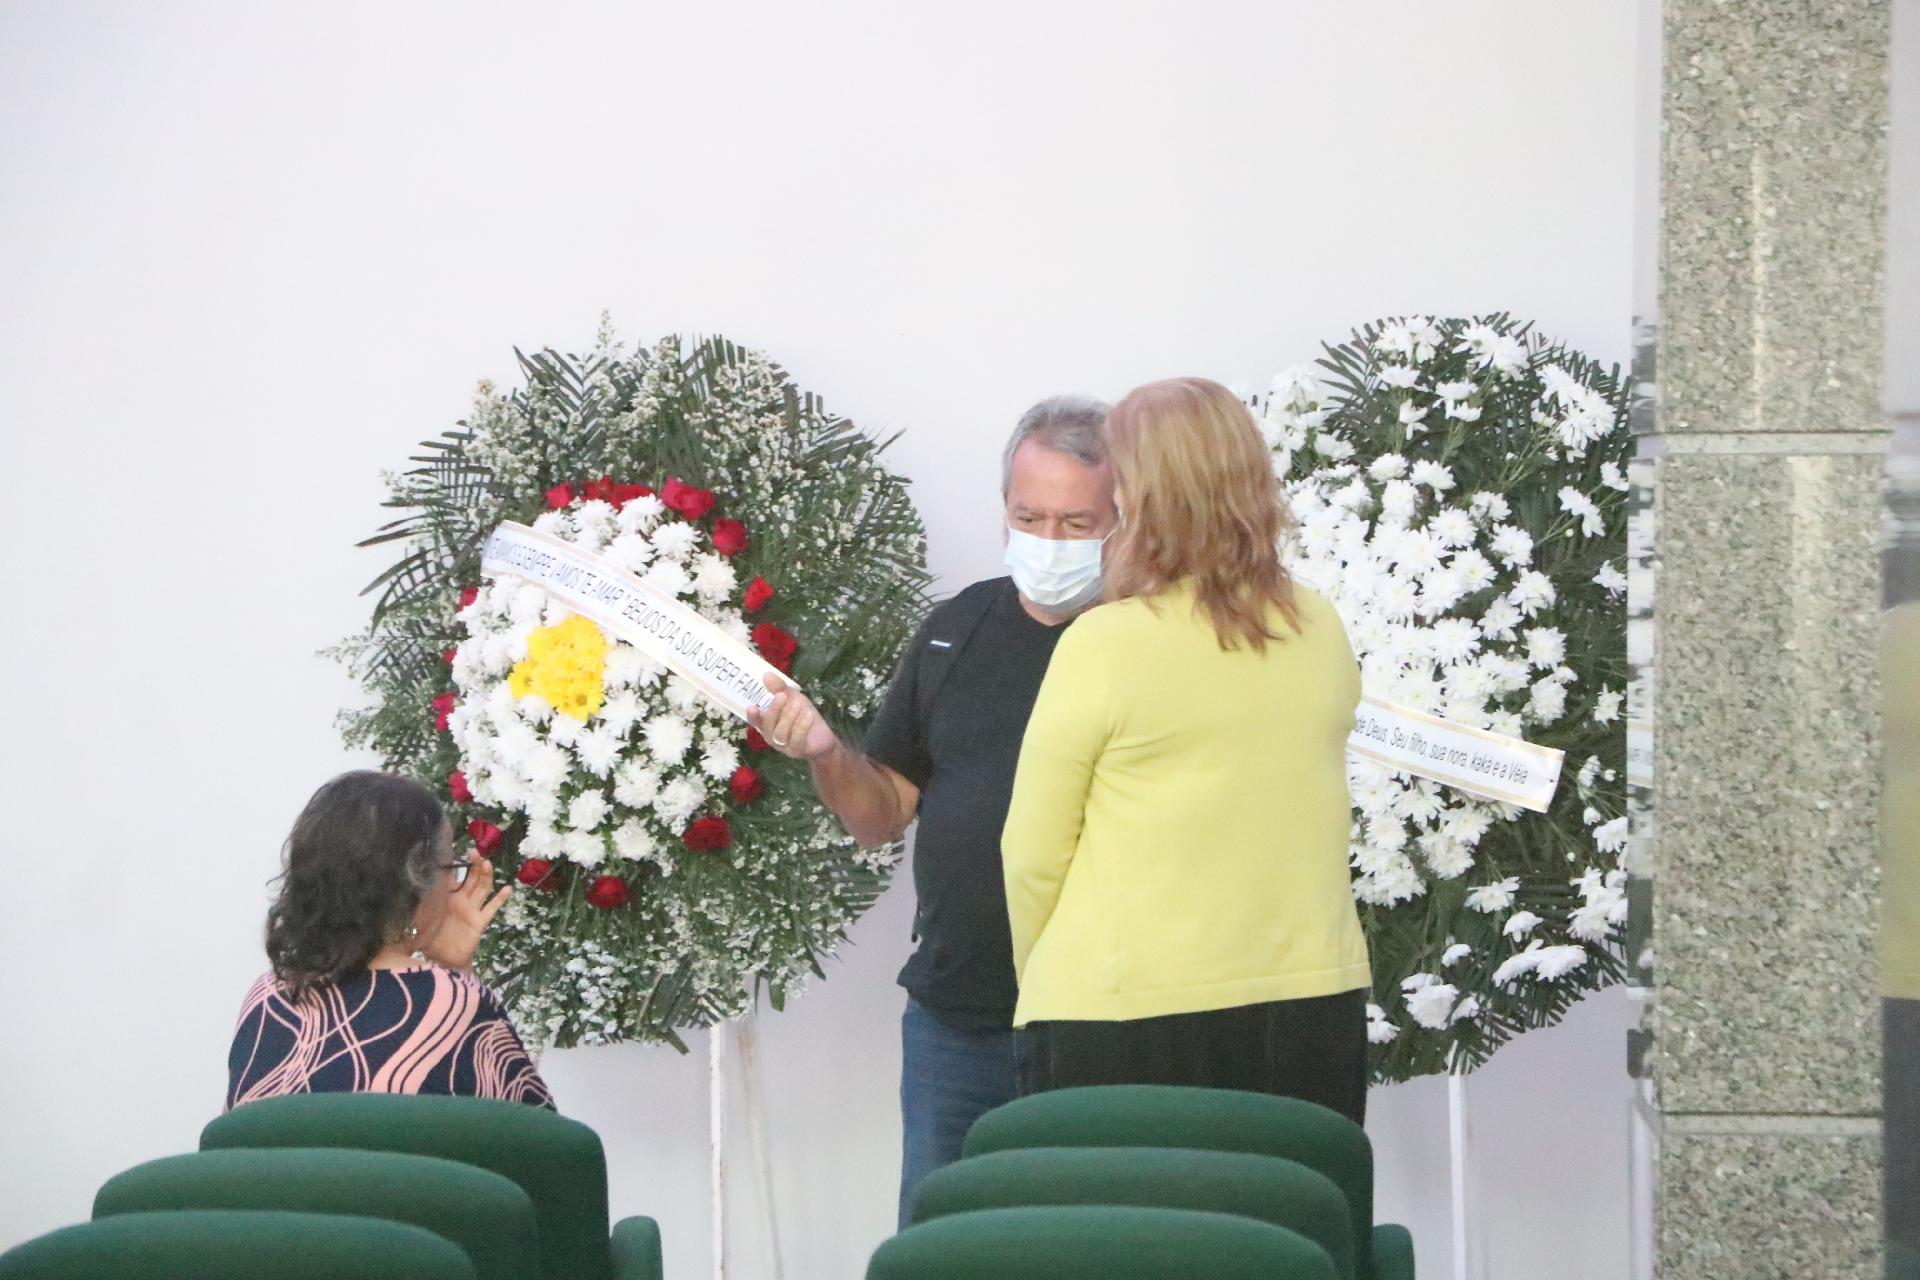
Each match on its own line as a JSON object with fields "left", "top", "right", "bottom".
{"left": 1641, "top": 2, "right": 1891, "bottom": 1278}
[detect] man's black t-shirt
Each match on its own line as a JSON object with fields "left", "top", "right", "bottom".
{"left": 863, "top": 577, "right": 1070, "bottom": 1030}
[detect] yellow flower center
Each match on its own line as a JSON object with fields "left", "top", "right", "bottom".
{"left": 508, "top": 615, "right": 609, "bottom": 720}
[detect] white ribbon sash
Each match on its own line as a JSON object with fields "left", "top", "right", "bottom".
{"left": 480, "top": 521, "right": 788, "bottom": 721}
{"left": 1348, "top": 694, "right": 1565, "bottom": 812}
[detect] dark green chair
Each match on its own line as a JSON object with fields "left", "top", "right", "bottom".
{"left": 201, "top": 1094, "right": 661, "bottom": 1280}
{"left": 0, "top": 1209, "right": 474, "bottom": 1280}
{"left": 911, "top": 1146, "right": 1358, "bottom": 1280}
{"left": 94, "top": 1148, "right": 539, "bottom": 1280}
{"left": 868, "top": 1205, "right": 1336, "bottom": 1279}
{"left": 963, "top": 1085, "right": 1413, "bottom": 1280}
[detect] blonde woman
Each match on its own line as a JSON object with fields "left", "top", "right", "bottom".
{"left": 1000, "top": 377, "right": 1371, "bottom": 1122}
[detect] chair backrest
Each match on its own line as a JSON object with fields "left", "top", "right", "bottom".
{"left": 963, "top": 1086, "right": 1375, "bottom": 1277}
{"left": 0, "top": 1209, "right": 474, "bottom": 1280}
{"left": 910, "top": 1146, "right": 1357, "bottom": 1280}
{"left": 203, "top": 1093, "right": 609, "bottom": 1280}
{"left": 94, "top": 1148, "right": 540, "bottom": 1280}
{"left": 866, "top": 1205, "right": 1337, "bottom": 1280}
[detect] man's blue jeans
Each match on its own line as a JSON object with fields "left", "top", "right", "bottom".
{"left": 898, "top": 998, "right": 1019, "bottom": 1229}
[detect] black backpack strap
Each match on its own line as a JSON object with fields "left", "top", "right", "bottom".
{"left": 912, "top": 577, "right": 1006, "bottom": 731}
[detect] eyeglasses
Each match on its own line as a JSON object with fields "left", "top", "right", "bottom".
{"left": 438, "top": 858, "right": 474, "bottom": 886}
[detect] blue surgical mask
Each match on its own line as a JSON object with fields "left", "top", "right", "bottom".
{"left": 1005, "top": 526, "right": 1107, "bottom": 612}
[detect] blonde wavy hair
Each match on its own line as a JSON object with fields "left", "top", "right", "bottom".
{"left": 1103, "top": 376, "right": 1302, "bottom": 650}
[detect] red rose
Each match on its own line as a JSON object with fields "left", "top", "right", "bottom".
{"left": 583, "top": 474, "right": 616, "bottom": 503}
{"left": 730, "top": 766, "right": 765, "bottom": 805}
{"left": 712, "top": 519, "right": 750, "bottom": 557}
{"left": 752, "top": 622, "right": 798, "bottom": 673}
{"left": 743, "top": 577, "right": 775, "bottom": 613}
{"left": 448, "top": 770, "right": 472, "bottom": 805}
{"left": 545, "top": 483, "right": 575, "bottom": 509}
{"left": 745, "top": 726, "right": 771, "bottom": 753}
{"left": 458, "top": 586, "right": 479, "bottom": 611}
{"left": 661, "top": 476, "right": 716, "bottom": 521}
{"left": 516, "top": 858, "right": 559, "bottom": 891}
{"left": 468, "top": 819, "right": 503, "bottom": 856}
{"left": 683, "top": 816, "right": 733, "bottom": 853}
{"left": 441, "top": 647, "right": 458, "bottom": 665}
{"left": 613, "top": 482, "right": 653, "bottom": 507}
{"left": 585, "top": 874, "right": 631, "bottom": 909}
{"left": 432, "top": 691, "right": 457, "bottom": 732}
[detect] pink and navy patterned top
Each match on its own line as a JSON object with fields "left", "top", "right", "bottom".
{"left": 227, "top": 965, "right": 554, "bottom": 1111}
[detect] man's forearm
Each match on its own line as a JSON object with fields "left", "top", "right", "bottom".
{"left": 809, "top": 739, "right": 911, "bottom": 848}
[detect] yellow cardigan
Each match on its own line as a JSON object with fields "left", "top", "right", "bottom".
{"left": 1001, "top": 580, "right": 1371, "bottom": 1027}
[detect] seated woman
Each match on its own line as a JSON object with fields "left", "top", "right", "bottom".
{"left": 1002, "top": 376, "right": 1371, "bottom": 1124}
{"left": 228, "top": 770, "right": 553, "bottom": 1109}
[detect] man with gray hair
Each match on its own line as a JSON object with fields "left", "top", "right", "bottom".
{"left": 750, "top": 395, "right": 1118, "bottom": 1225}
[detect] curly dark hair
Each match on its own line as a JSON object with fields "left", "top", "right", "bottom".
{"left": 266, "top": 771, "right": 447, "bottom": 1000}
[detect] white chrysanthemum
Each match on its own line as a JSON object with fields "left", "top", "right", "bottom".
{"left": 701, "top": 739, "right": 741, "bottom": 780}
{"left": 691, "top": 554, "right": 737, "bottom": 603}
{"left": 511, "top": 581, "right": 549, "bottom": 625}
{"left": 604, "top": 645, "right": 664, "bottom": 689}
{"left": 1366, "top": 1004, "right": 1400, "bottom": 1043}
{"left": 1533, "top": 945, "right": 1589, "bottom": 981}
{"left": 1594, "top": 561, "right": 1627, "bottom": 596}
{"left": 1480, "top": 596, "right": 1522, "bottom": 641}
{"left": 604, "top": 533, "right": 655, "bottom": 574}
{"left": 541, "top": 600, "right": 576, "bottom": 628}
{"left": 1410, "top": 460, "right": 1455, "bottom": 492}
{"left": 1469, "top": 491, "right": 1512, "bottom": 523}
{"left": 617, "top": 493, "right": 667, "bottom": 533}
{"left": 531, "top": 509, "right": 570, "bottom": 537}
{"left": 1313, "top": 433, "right": 1355, "bottom": 462}
{"left": 1466, "top": 877, "right": 1521, "bottom": 913}
{"left": 1369, "top": 453, "right": 1410, "bottom": 481}
{"left": 1404, "top": 981, "right": 1461, "bottom": 1030}
{"left": 719, "top": 616, "right": 754, "bottom": 648}
{"left": 480, "top": 633, "right": 517, "bottom": 674}
{"left": 563, "top": 829, "right": 604, "bottom": 868}
{"left": 520, "top": 822, "right": 563, "bottom": 858}
{"left": 1268, "top": 366, "right": 1325, "bottom": 410}
{"left": 524, "top": 741, "right": 572, "bottom": 791}
{"left": 547, "top": 712, "right": 585, "bottom": 747}
{"left": 1376, "top": 365, "right": 1420, "bottom": 390}
{"left": 1429, "top": 508, "right": 1475, "bottom": 547}
{"left": 613, "top": 760, "right": 662, "bottom": 808}
{"left": 613, "top": 819, "right": 658, "bottom": 863}
{"left": 645, "top": 715, "right": 694, "bottom": 764}
{"left": 1446, "top": 402, "right": 1483, "bottom": 422}
{"left": 1601, "top": 461, "right": 1631, "bottom": 492}
{"left": 1523, "top": 627, "right": 1567, "bottom": 669}
{"left": 572, "top": 500, "right": 617, "bottom": 552}
{"left": 1418, "top": 567, "right": 1466, "bottom": 616}
{"left": 1558, "top": 486, "right": 1605, "bottom": 537}
{"left": 575, "top": 725, "right": 624, "bottom": 778}
{"left": 1488, "top": 525, "right": 1534, "bottom": 567}
{"left": 643, "top": 559, "right": 693, "bottom": 598}
{"left": 1527, "top": 677, "right": 1568, "bottom": 723}
{"left": 1379, "top": 479, "right": 1419, "bottom": 525}
{"left": 650, "top": 521, "right": 701, "bottom": 561}
{"left": 653, "top": 776, "right": 705, "bottom": 828}
{"left": 1377, "top": 317, "right": 1441, "bottom": 363}
{"left": 1428, "top": 618, "right": 1481, "bottom": 665}
{"left": 1502, "top": 910, "right": 1542, "bottom": 940}
{"left": 1397, "top": 400, "right": 1428, "bottom": 432}
{"left": 1436, "top": 380, "right": 1476, "bottom": 401}
{"left": 598, "top": 690, "right": 643, "bottom": 738}
{"left": 1509, "top": 570, "right": 1556, "bottom": 616}
{"left": 1493, "top": 942, "right": 1543, "bottom": 987}
{"left": 1593, "top": 688, "right": 1623, "bottom": 724}
{"left": 568, "top": 789, "right": 609, "bottom": 832}
{"left": 1594, "top": 816, "right": 1628, "bottom": 854}
{"left": 1442, "top": 942, "right": 1473, "bottom": 967}
{"left": 664, "top": 677, "right": 702, "bottom": 713}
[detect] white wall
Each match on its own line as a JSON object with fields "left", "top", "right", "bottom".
{"left": 0, "top": 3, "right": 1640, "bottom": 1276}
